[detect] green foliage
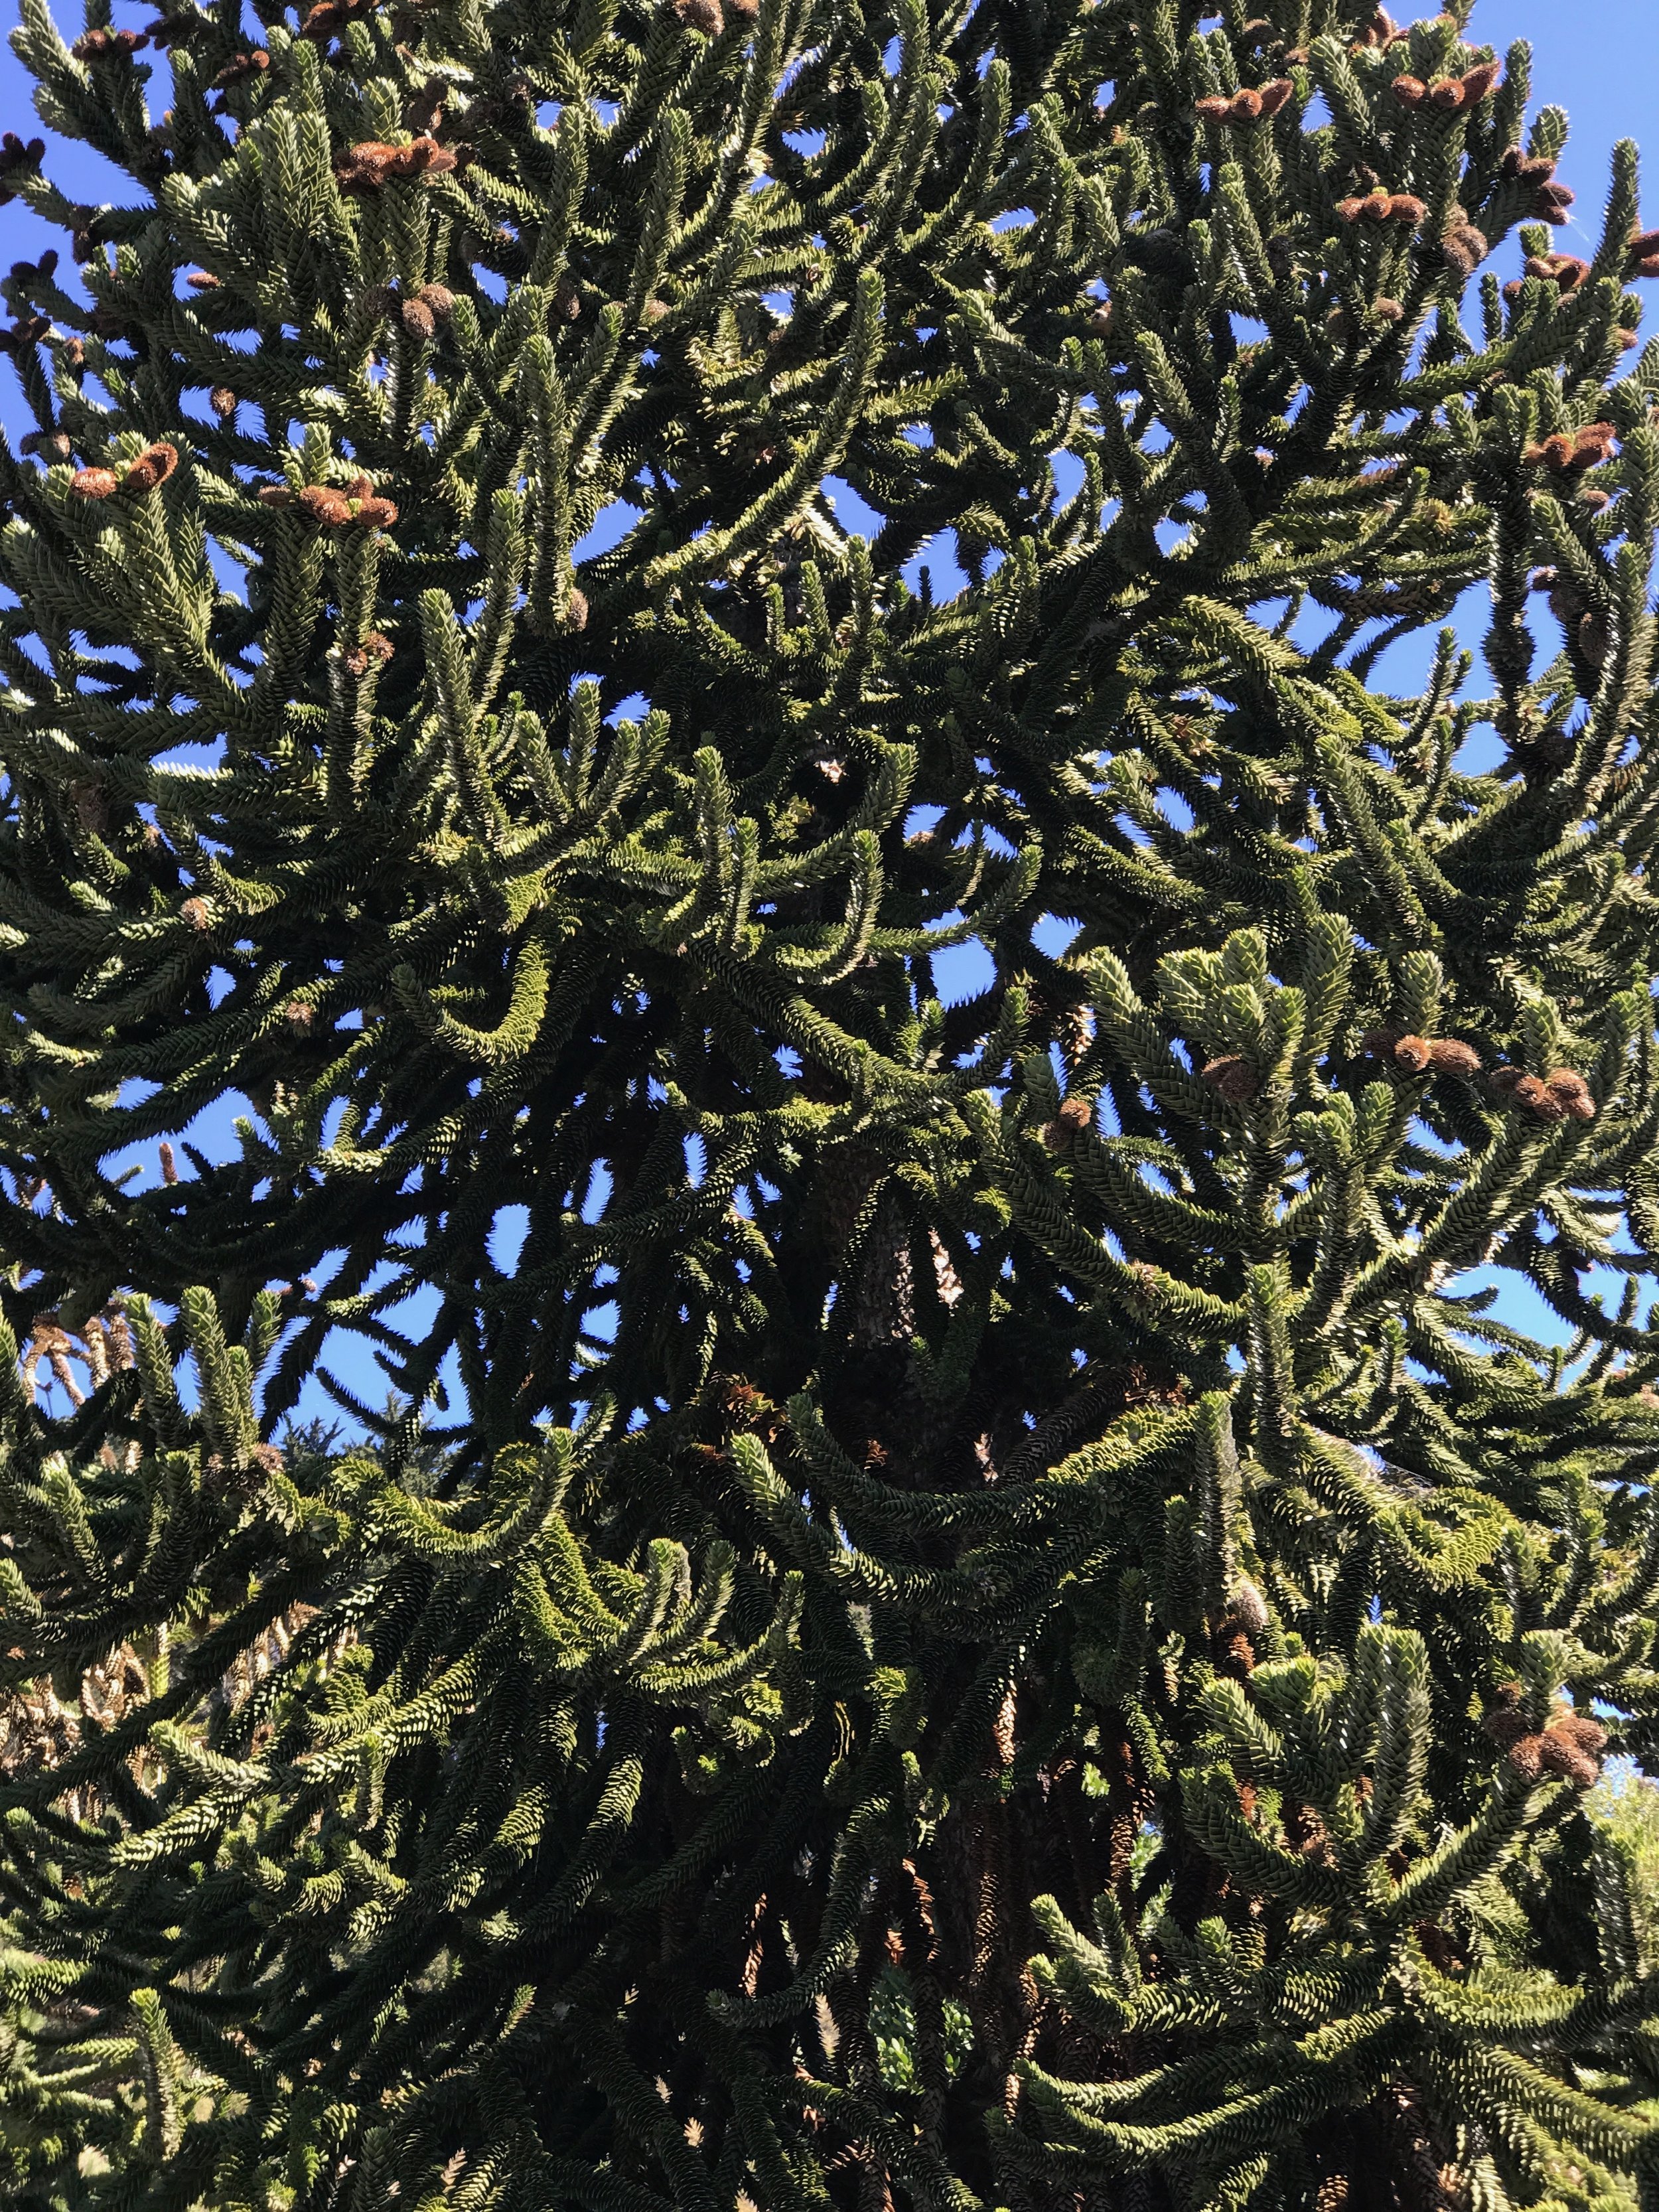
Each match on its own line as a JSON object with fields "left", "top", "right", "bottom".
{"left": 1, "top": 0, "right": 1658, "bottom": 2203}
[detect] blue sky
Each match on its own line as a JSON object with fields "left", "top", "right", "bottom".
{"left": 0, "top": 2, "right": 1649, "bottom": 1423}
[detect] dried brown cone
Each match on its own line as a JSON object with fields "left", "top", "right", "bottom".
{"left": 124, "top": 441, "right": 177, "bottom": 494}
{"left": 1500, "top": 146, "right": 1556, "bottom": 183}
{"left": 70, "top": 466, "right": 118, "bottom": 500}
{"left": 342, "top": 630, "right": 394, "bottom": 678}
{"left": 0, "top": 133, "right": 44, "bottom": 175}
{"left": 399, "top": 296, "right": 437, "bottom": 342}
{"left": 1572, "top": 421, "right": 1618, "bottom": 469}
{"left": 1510, "top": 1073, "right": 1567, "bottom": 1122}
{"left": 208, "top": 385, "right": 237, "bottom": 418}
{"left": 334, "top": 139, "right": 399, "bottom": 188}
{"left": 672, "top": 0, "right": 724, "bottom": 31}
{"left": 564, "top": 586, "right": 589, "bottom": 632}
{"left": 297, "top": 0, "right": 346, "bottom": 37}
{"left": 1391, "top": 1034, "right": 1431, "bottom": 1073}
{"left": 1202, "top": 1054, "right": 1258, "bottom": 1104}
{"left": 297, "top": 484, "right": 353, "bottom": 526}
{"left": 415, "top": 282, "right": 455, "bottom": 323}
{"left": 1041, "top": 1095, "right": 1093, "bottom": 1149}
{"left": 0, "top": 315, "right": 49, "bottom": 353}
{"left": 72, "top": 25, "right": 149, "bottom": 56}
{"left": 180, "top": 895, "right": 212, "bottom": 931}
{"left": 1627, "top": 227, "right": 1659, "bottom": 278}
{"left": 1524, "top": 252, "right": 1590, "bottom": 293}
{"left": 211, "top": 48, "right": 268, "bottom": 86}
{"left": 1390, "top": 74, "right": 1425, "bottom": 107}
{"left": 1488, "top": 1691, "right": 1606, "bottom": 1788}
{"left": 1441, "top": 223, "right": 1488, "bottom": 277}
{"left": 1544, "top": 1068, "right": 1596, "bottom": 1122}
{"left": 1425, "top": 1038, "right": 1481, "bottom": 1078}
{"left": 387, "top": 135, "right": 457, "bottom": 179}
{"left": 1353, "top": 7, "right": 1398, "bottom": 48}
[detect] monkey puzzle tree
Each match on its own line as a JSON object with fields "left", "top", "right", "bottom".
{"left": 2, "top": 0, "right": 1659, "bottom": 2203}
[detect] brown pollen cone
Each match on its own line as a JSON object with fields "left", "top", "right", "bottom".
{"left": 387, "top": 135, "right": 456, "bottom": 179}
{"left": 342, "top": 630, "right": 394, "bottom": 677}
{"left": 1442, "top": 223, "right": 1487, "bottom": 276}
{"left": 124, "top": 442, "right": 177, "bottom": 493}
{"left": 1041, "top": 1095, "right": 1093, "bottom": 1148}
{"left": 1486, "top": 1690, "right": 1606, "bottom": 1788}
{"left": 70, "top": 466, "right": 119, "bottom": 499}
{"left": 208, "top": 386, "right": 237, "bottom": 418}
{"left": 73, "top": 25, "right": 149, "bottom": 56}
{"left": 350, "top": 473, "right": 398, "bottom": 529}
{"left": 1425, "top": 1038, "right": 1480, "bottom": 1078}
{"left": 1202, "top": 1054, "right": 1258, "bottom": 1103}
{"left": 1390, "top": 74, "right": 1425, "bottom": 106}
{"left": 211, "top": 49, "right": 268, "bottom": 86}
{"left": 1571, "top": 421, "right": 1618, "bottom": 469}
{"left": 1543, "top": 1069, "right": 1596, "bottom": 1122}
{"left": 1510, "top": 1074, "right": 1567, "bottom": 1122}
{"left": 297, "top": 484, "right": 353, "bottom": 525}
{"left": 1524, "top": 253, "right": 1589, "bottom": 293}
{"left": 1391, "top": 1034, "right": 1431, "bottom": 1073}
